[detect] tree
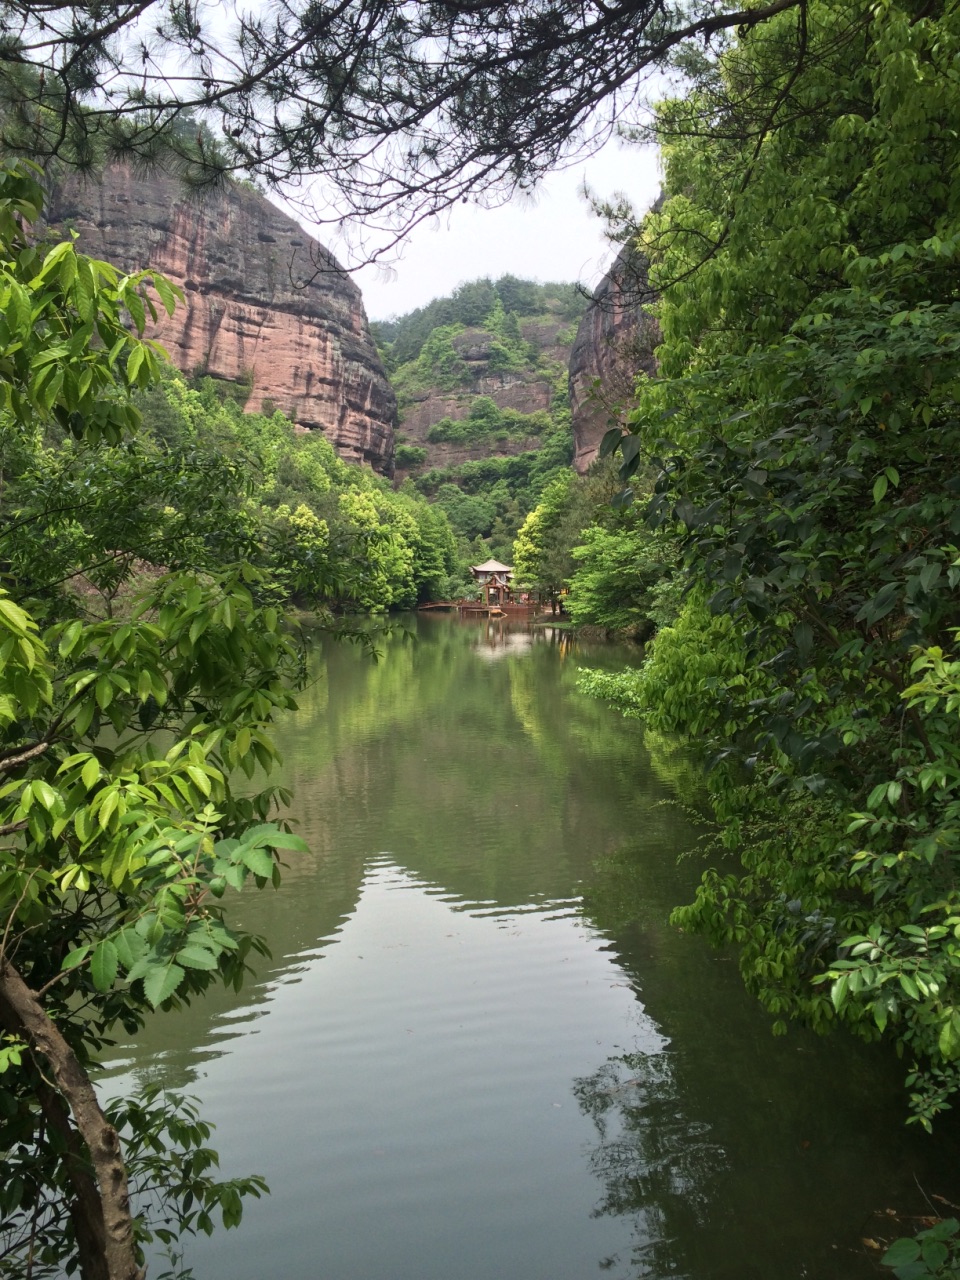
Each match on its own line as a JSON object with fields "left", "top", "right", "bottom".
{"left": 595, "top": 0, "right": 960, "bottom": 1123}
{"left": 0, "top": 0, "right": 815, "bottom": 256}
{"left": 0, "top": 161, "right": 308, "bottom": 1280}
{"left": 567, "top": 519, "right": 678, "bottom": 635}
{"left": 512, "top": 473, "right": 576, "bottom": 612}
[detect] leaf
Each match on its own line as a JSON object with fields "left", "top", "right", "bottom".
{"left": 873, "top": 473, "right": 888, "bottom": 504}
{"left": 114, "top": 928, "right": 147, "bottom": 970}
{"left": 262, "top": 830, "right": 308, "bottom": 852}
{"left": 98, "top": 789, "right": 119, "bottom": 829}
{"left": 881, "top": 1238, "right": 921, "bottom": 1268}
{"left": 150, "top": 272, "right": 179, "bottom": 317}
{"left": 32, "top": 780, "right": 57, "bottom": 811}
{"left": 176, "top": 944, "right": 219, "bottom": 971}
{"left": 143, "top": 961, "right": 185, "bottom": 1008}
{"left": 855, "top": 582, "right": 899, "bottom": 626}
{"left": 899, "top": 973, "right": 920, "bottom": 1001}
{"left": 921, "top": 1239, "right": 949, "bottom": 1269}
{"left": 831, "top": 973, "right": 849, "bottom": 1010}
{"left": 90, "top": 940, "right": 118, "bottom": 992}
{"left": 58, "top": 619, "right": 83, "bottom": 657}
{"left": 61, "top": 945, "right": 91, "bottom": 972}
{"left": 240, "top": 844, "right": 276, "bottom": 878}
{"left": 598, "top": 427, "right": 623, "bottom": 460}
{"left": 793, "top": 620, "right": 814, "bottom": 663}
{"left": 185, "top": 764, "right": 212, "bottom": 796}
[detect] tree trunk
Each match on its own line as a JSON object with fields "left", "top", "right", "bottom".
{"left": 0, "top": 959, "right": 144, "bottom": 1280}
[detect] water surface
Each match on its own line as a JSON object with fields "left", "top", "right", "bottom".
{"left": 99, "top": 615, "right": 959, "bottom": 1279}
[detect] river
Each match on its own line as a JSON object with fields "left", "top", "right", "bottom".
{"left": 98, "top": 614, "right": 959, "bottom": 1280}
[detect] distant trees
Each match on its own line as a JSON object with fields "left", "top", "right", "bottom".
{"left": 373, "top": 278, "right": 586, "bottom": 368}
{"left": 512, "top": 475, "right": 578, "bottom": 612}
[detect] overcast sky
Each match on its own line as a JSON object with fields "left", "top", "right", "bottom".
{"left": 307, "top": 138, "right": 662, "bottom": 322}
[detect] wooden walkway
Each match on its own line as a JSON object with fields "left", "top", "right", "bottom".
{"left": 418, "top": 600, "right": 536, "bottom": 617}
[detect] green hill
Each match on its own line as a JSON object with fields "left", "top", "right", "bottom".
{"left": 373, "top": 277, "right": 587, "bottom": 568}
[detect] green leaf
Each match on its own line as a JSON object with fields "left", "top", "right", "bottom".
{"left": 176, "top": 944, "right": 219, "bottom": 971}
{"left": 873, "top": 473, "right": 888, "bottom": 504}
{"left": 32, "top": 780, "right": 57, "bottom": 811}
{"left": 881, "top": 1238, "right": 921, "bottom": 1267}
{"left": 598, "top": 427, "right": 623, "bottom": 459}
{"left": 143, "top": 961, "right": 185, "bottom": 1008}
{"left": 114, "top": 928, "right": 147, "bottom": 970}
{"left": 899, "top": 973, "right": 920, "bottom": 1001}
{"left": 61, "top": 945, "right": 91, "bottom": 972}
{"left": 90, "top": 940, "right": 118, "bottom": 992}
{"left": 185, "top": 765, "right": 211, "bottom": 797}
{"left": 831, "top": 973, "right": 849, "bottom": 1010}
{"left": 240, "top": 845, "right": 275, "bottom": 878}
{"left": 58, "top": 619, "right": 83, "bottom": 657}
{"left": 921, "top": 1239, "right": 949, "bottom": 1269}
{"left": 150, "top": 272, "right": 179, "bottom": 317}
{"left": 262, "top": 830, "right": 308, "bottom": 852}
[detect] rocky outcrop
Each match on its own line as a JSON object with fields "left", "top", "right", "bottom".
{"left": 568, "top": 246, "right": 658, "bottom": 473}
{"left": 47, "top": 164, "right": 396, "bottom": 474}
{"left": 396, "top": 318, "right": 571, "bottom": 470}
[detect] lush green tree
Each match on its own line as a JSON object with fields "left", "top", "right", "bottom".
{"left": 129, "top": 370, "right": 460, "bottom": 614}
{"left": 0, "top": 163, "right": 309, "bottom": 1280}
{"left": 567, "top": 520, "right": 679, "bottom": 635}
{"left": 594, "top": 0, "right": 960, "bottom": 1124}
{"left": 512, "top": 473, "right": 577, "bottom": 611}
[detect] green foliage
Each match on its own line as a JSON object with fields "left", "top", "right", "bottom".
{"left": 0, "top": 160, "right": 318, "bottom": 1275}
{"left": 372, "top": 276, "right": 587, "bottom": 366}
{"left": 426, "top": 399, "right": 550, "bottom": 444}
{"left": 590, "top": 0, "right": 960, "bottom": 1122}
{"left": 392, "top": 324, "right": 470, "bottom": 395}
{"left": 568, "top": 516, "right": 680, "bottom": 634}
{"left": 882, "top": 1218, "right": 960, "bottom": 1280}
{"left": 395, "top": 443, "right": 428, "bottom": 468}
{"left": 512, "top": 473, "right": 576, "bottom": 604}
{"left": 130, "top": 371, "right": 457, "bottom": 613}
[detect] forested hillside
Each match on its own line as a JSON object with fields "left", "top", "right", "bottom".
{"left": 372, "top": 277, "right": 586, "bottom": 567}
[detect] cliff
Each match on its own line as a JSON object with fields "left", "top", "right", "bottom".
{"left": 47, "top": 164, "right": 396, "bottom": 474}
{"left": 396, "top": 317, "right": 573, "bottom": 470}
{"left": 568, "top": 246, "right": 658, "bottom": 473}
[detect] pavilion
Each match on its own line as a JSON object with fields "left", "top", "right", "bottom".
{"left": 470, "top": 558, "right": 514, "bottom": 606}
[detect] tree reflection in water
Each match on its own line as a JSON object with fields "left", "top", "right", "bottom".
{"left": 574, "top": 1051, "right": 726, "bottom": 1278}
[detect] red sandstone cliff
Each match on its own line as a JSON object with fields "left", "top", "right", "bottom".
{"left": 568, "top": 246, "right": 658, "bottom": 473}
{"left": 47, "top": 165, "right": 396, "bottom": 474}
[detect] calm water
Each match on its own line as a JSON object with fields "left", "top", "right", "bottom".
{"left": 99, "top": 615, "right": 959, "bottom": 1279}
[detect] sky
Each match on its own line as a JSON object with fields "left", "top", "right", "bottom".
{"left": 304, "top": 138, "right": 662, "bottom": 322}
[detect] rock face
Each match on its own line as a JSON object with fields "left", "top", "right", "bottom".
{"left": 47, "top": 164, "right": 396, "bottom": 474}
{"left": 568, "top": 246, "right": 658, "bottom": 473}
{"left": 397, "top": 317, "right": 572, "bottom": 471}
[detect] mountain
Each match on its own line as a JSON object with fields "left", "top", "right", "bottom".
{"left": 371, "top": 280, "right": 585, "bottom": 561}
{"left": 46, "top": 163, "right": 397, "bottom": 474}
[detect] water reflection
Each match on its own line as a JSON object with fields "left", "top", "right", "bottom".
{"left": 468, "top": 617, "right": 579, "bottom": 660}
{"left": 95, "top": 617, "right": 960, "bottom": 1280}
{"left": 574, "top": 1051, "right": 725, "bottom": 1278}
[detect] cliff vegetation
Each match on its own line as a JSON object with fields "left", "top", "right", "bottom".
{"left": 372, "top": 277, "right": 586, "bottom": 572}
